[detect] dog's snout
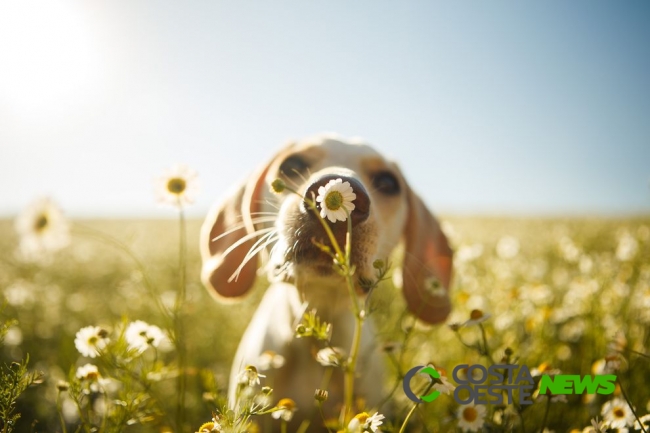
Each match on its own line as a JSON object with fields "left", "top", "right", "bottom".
{"left": 304, "top": 175, "right": 370, "bottom": 225}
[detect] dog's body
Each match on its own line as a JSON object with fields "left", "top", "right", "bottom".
{"left": 200, "top": 135, "right": 453, "bottom": 429}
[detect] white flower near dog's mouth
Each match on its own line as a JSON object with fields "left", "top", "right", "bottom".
{"left": 315, "top": 178, "right": 356, "bottom": 223}
{"left": 155, "top": 164, "right": 200, "bottom": 209}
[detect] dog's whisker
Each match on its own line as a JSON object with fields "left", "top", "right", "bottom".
{"left": 240, "top": 229, "right": 278, "bottom": 266}
{"left": 230, "top": 233, "right": 279, "bottom": 282}
{"left": 219, "top": 227, "right": 275, "bottom": 258}
{"left": 211, "top": 217, "right": 278, "bottom": 242}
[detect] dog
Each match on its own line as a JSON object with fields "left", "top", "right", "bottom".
{"left": 200, "top": 134, "right": 453, "bottom": 430}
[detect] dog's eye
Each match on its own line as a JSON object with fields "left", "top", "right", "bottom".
{"left": 279, "top": 156, "right": 309, "bottom": 177}
{"left": 372, "top": 171, "right": 400, "bottom": 195}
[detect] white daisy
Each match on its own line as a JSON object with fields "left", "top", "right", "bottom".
{"left": 74, "top": 326, "right": 109, "bottom": 358}
{"left": 347, "top": 412, "right": 384, "bottom": 432}
{"left": 315, "top": 178, "right": 356, "bottom": 223}
{"left": 76, "top": 363, "right": 100, "bottom": 381}
{"left": 155, "top": 164, "right": 200, "bottom": 209}
{"left": 315, "top": 347, "right": 345, "bottom": 367}
{"left": 125, "top": 320, "right": 166, "bottom": 354}
{"left": 14, "top": 197, "right": 70, "bottom": 261}
{"left": 271, "top": 398, "right": 297, "bottom": 422}
{"left": 601, "top": 397, "right": 635, "bottom": 429}
{"left": 457, "top": 402, "right": 487, "bottom": 432}
{"left": 237, "top": 365, "right": 266, "bottom": 387}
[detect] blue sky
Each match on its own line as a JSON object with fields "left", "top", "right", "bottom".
{"left": 1, "top": 1, "right": 649, "bottom": 217}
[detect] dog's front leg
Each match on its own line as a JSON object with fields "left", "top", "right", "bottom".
{"left": 228, "top": 282, "right": 304, "bottom": 406}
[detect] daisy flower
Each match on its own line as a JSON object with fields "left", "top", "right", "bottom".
{"left": 125, "top": 320, "right": 166, "bottom": 354}
{"left": 76, "top": 364, "right": 109, "bottom": 393}
{"left": 76, "top": 363, "right": 100, "bottom": 381}
{"left": 315, "top": 347, "right": 346, "bottom": 367}
{"left": 428, "top": 366, "right": 455, "bottom": 395}
{"left": 155, "top": 164, "right": 200, "bottom": 209}
{"left": 196, "top": 416, "right": 224, "bottom": 432}
{"left": 271, "top": 398, "right": 297, "bottom": 422}
{"left": 237, "top": 365, "right": 265, "bottom": 387}
{"left": 601, "top": 397, "right": 635, "bottom": 428}
{"left": 315, "top": 178, "right": 356, "bottom": 223}
{"left": 457, "top": 403, "right": 487, "bottom": 432}
{"left": 14, "top": 197, "right": 70, "bottom": 261}
{"left": 347, "top": 412, "right": 384, "bottom": 432}
{"left": 74, "top": 326, "right": 109, "bottom": 358}
{"left": 464, "top": 309, "right": 491, "bottom": 326}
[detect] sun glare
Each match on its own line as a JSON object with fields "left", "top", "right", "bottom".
{"left": 0, "top": 1, "right": 102, "bottom": 119}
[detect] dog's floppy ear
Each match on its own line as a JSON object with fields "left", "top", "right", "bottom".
{"left": 401, "top": 184, "right": 453, "bottom": 324}
{"left": 200, "top": 160, "right": 273, "bottom": 300}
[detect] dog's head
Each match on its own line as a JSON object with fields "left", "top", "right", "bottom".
{"left": 200, "top": 135, "right": 453, "bottom": 323}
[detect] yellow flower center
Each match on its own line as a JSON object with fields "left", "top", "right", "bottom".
{"left": 34, "top": 214, "right": 48, "bottom": 231}
{"left": 278, "top": 398, "right": 296, "bottom": 410}
{"left": 470, "top": 309, "right": 484, "bottom": 320}
{"left": 324, "top": 191, "right": 343, "bottom": 211}
{"left": 197, "top": 422, "right": 215, "bottom": 432}
{"left": 463, "top": 406, "right": 478, "bottom": 422}
{"left": 88, "top": 336, "right": 98, "bottom": 345}
{"left": 167, "top": 177, "right": 187, "bottom": 194}
{"left": 354, "top": 412, "right": 369, "bottom": 424}
{"left": 613, "top": 408, "right": 625, "bottom": 418}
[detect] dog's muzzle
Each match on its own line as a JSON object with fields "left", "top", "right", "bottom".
{"left": 302, "top": 174, "right": 371, "bottom": 227}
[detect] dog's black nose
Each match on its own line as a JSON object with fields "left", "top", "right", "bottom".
{"left": 304, "top": 175, "right": 370, "bottom": 225}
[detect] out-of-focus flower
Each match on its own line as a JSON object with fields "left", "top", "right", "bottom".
{"left": 74, "top": 326, "right": 109, "bottom": 358}
{"left": 196, "top": 416, "right": 223, "bottom": 432}
{"left": 315, "top": 347, "right": 345, "bottom": 367}
{"left": 76, "top": 363, "right": 100, "bottom": 380}
{"left": 125, "top": 320, "right": 166, "bottom": 354}
{"left": 496, "top": 236, "right": 520, "bottom": 259}
{"left": 315, "top": 178, "right": 356, "bottom": 223}
{"left": 464, "top": 309, "right": 491, "bottom": 326}
{"left": 15, "top": 197, "right": 70, "bottom": 261}
{"left": 155, "top": 164, "right": 200, "bottom": 209}
{"left": 601, "top": 397, "right": 635, "bottom": 429}
{"left": 271, "top": 398, "right": 297, "bottom": 422}
{"left": 616, "top": 231, "right": 638, "bottom": 261}
{"left": 237, "top": 365, "right": 265, "bottom": 387}
{"left": 456, "top": 403, "right": 486, "bottom": 432}
{"left": 257, "top": 350, "right": 285, "bottom": 370}
{"left": 347, "top": 412, "right": 384, "bottom": 432}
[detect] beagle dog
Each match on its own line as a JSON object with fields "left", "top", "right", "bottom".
{"left": 200, "top": 135, "right": 453, "bottom": 429}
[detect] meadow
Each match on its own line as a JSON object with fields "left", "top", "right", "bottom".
{"left": 1, "top": 214, "right": 649, "bottom": 432}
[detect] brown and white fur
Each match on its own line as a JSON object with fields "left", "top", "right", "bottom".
{"left": 200, "top": 134, "right": 453, "bottom": 429}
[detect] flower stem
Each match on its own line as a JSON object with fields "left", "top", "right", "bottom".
{"left": 174, "top": 206, "right": 188, "bottom": 431}
{"left": 618, "top": 377, "right": 647, "bottom": 433}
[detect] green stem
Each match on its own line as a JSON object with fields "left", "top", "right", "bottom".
{"left": 618, "top": 377, "right": 647, "bottom": 433}
{"left": 398, "top": 403, "right": 418, "bottom": 433}
{"left": 175, "top": 206, "right": 188, "bottom": 431}
{"left": 56, "top": 391, "right": 68, "bottom": 433}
